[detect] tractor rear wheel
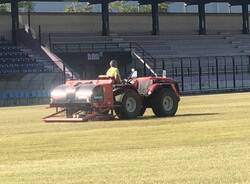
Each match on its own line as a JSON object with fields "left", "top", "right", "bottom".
{"left": 115, "top": 89, "right": 142, "bottom": 119}
{"left": 151, "top": 89, "right": 178, "bottom": 117}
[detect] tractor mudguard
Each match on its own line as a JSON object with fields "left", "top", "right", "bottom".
{"left": 147, "top": 83, "right": 180, "bottom": 101}
{"left": 113, "top": 84, "right": 138, "bottom": 96}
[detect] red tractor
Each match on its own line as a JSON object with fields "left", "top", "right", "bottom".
{"left": 43, "top": 74, "right": 180, "bottom": 122}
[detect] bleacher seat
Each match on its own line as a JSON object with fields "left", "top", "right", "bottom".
{"left": 0, "top": 88, "right": 51, "bottom": 106}
{"left": 0, "top": 42, "right": 45, "bottom": 74}
{"left": 0, "top": 39, "right": 62, "bottom": 107}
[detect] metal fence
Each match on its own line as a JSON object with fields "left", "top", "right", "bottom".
{"left": 156, "top": 55, "right": 250, "bottom": 94}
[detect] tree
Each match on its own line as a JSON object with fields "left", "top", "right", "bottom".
{"left": 109, "top": 2, "right": 168, "bottom": 13}
{"left": 109, "top": 2, "right": 138, "bottom": 13}
{"left": 159, "top": 2, "right": 169, "bottom": 12}
{"left": 0, "top": 4, "right": 10, "bottom": 13}
{"left": 64, "top": 2, "right": 93, "bottom": 13}
{"left": 0, "top": 1, "right": 34, "bottom": 12}
{"left": 19, "top": 1, "right": 34, "bottom": 12}
{"left": 63, "top": 1, "right": 168, "bottom": 13}
{"left": 138, "top": 5, "right": 151, "bottom": 13}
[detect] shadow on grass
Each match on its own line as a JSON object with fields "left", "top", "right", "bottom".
{"left": 175, "top": 113, "right": 220, "bottom": 117}
{"left": 136, "top": 113, "right": 220, "bottom": 120}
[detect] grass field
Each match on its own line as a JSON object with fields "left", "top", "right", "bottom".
{"left": 0, "top": 92, "right": 250, "bottom": 184}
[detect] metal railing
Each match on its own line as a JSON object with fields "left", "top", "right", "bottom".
{"left": 156, "top": 56, "right": 250, "bottom": 94}
{"left": 51, "top": 41, "right": 126, "bottom": 53}
{"left": 51, "top": 41, "right": 158, "bottom": 76}
{"left": 51, "top": 42, "right": 134, "bottom": 79}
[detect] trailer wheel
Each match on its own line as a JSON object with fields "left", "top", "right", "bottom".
{"left": 115, "top": 89, "right": 142, "bottom": 119}
{"left": 66, "top": 108, "right": 74, "bottom": 118}
{"left": 151, "top": 89, "right": 178, "bottom": 117}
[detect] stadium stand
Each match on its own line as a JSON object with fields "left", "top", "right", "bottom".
{"left": 118, "top": 34, "right": 250, "bottom": 57}
{"left": 0, "top": 37, "right": 64, "bottom": 107}
{"left": 0, "top": 44, "right": 44, "bottom": 74}
{"left": 46, "top": 33, "right": 250, "bottom": 94}
{"left": 45, "top": 33, "right": 250, "bottom": 57}
{"left": 3, "top": 0, "right": 250, "bottom": 96}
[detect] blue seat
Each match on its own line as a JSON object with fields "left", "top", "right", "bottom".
{"left": 31, "top": 90, "right": 38, "bottom": 98}
{"left": 14, "top": 90, "right": 21, "bottom": 99}
{"left": 37, "top": 90, "right": 44, "bottom": 98}
{"left": 2, "top": 91, "right": 10, "bottom": 100}
{"left": 8, "top": 90, "right": 16, "bottom": 99}
{"left": 45, "top": 90, "right": 50, "bottom": 97}
{"left": 19, "top": 90, "right": 25, "bottom": 98}
{"left": 22, "top": 90, "right": 29, "bottom": 98}
{"left": 1, "top": 92, "right": 7, "bottom": 100}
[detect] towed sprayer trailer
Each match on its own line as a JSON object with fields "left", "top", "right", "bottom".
{"left": 43, "top": 70, "right": 180, "bottom": 122}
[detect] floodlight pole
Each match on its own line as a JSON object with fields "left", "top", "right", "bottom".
{"left": 101, "top": 1, "right": 110, "bottom": 36}
{"left": 151, "top": 0, "right": 159, "bottom": 35}
{"left": 198, "top": 3, "right": 206, "bottom": 35}
{"left": 242, "top": 2, "right": 249, "bottom": 34}
{"left": 11, "top": 0, "right": 19, "bottom": 45}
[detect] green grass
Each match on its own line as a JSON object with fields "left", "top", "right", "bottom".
{"left": 0, "top": 92, "right": 250, "bottom": 184}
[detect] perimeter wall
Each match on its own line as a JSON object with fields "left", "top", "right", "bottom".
{"left": 0, "top": 12, "right": 245, "bottom": 37}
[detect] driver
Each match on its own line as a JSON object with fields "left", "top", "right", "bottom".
{"left": 106, "top": 60, "right": 122, "bottom": 83}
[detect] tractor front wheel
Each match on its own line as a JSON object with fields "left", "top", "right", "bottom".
{"left": 138, "top": 104, "right": 147, "bottom": 116}
{"left": 115, "top": 89, "right": 142, "bottom": 119}
{"left": 151, "top": 89, "right": 178, "bottom": 117}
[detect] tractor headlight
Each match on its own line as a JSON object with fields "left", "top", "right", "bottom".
{"left": 147, "top": 90, "right": 152, "bottom": 95}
